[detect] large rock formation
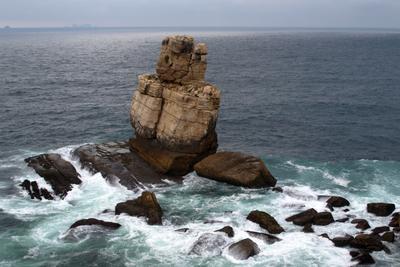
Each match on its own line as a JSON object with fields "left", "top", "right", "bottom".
{"left": 130, "top": 35, "right": 220, "bottom": 175}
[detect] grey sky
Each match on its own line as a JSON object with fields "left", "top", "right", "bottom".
{"left": 1, "top": 0, "right": 400, "bottom": 28}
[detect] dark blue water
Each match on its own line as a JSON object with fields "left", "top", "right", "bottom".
{"left": 0, "top": 28, "right": 399, "bottom": 266}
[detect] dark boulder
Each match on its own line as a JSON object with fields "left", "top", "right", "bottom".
{"left": 367, "top": 203, "right": 395, "bottom": 217}
{"left": 228, "top": 238, "right": 260, "bottom": 260}
{"left": 247, "top": 210, "right": 284, "bottom": 234}
{"left": 74, "top": 142, "right": 182, "bottom": 190}
{"left": 285, "top": 208, "right": 317, "bottom": 226}
{"left": 246, "top": 231, "right": 281, "bottom": 244}
{"left": 326, "top": 196, "right": 350, "bottom": 209}
{"left": 351, "top": 251, "right": 375, "bottom": 265}
{"left": 351, "top": 219, "right": 370, "bottom": 230}
{"left": 70, "top": 218, "right": 121, "bottom": 229}
{"left": 389, "top": 213, "right": 400, "bottom": 227}
{"left": 319, "top": 233, "right": 330, "bottom": 239}
{"left": 25, "top": 153, "right": 81, "bottom": 198}
{"left": 215, "top": 226, "right": 234, "bottom": 237}
{"left": 19, "top": 179, "right": 54, "bottom": 200}
{"left": 115, "top": 191, "right": 163, "bottom": 225}
{"left": 331, "top": 235, "right": 354, "bottom": 247}
{"left": 189, "top": 233, "right": 228, "bottom": 256}
{"left": 194, "top": 152, "right": 277, "bottom": 188}
{"left": 313, "top": 212, "right": 334, "bottom": 226}
{"left": 381, "top": 231, "right": 395, "bottom": 243}
{"left": 371, "top": 226, "right": 390, "bottom": 235}
{"left": 350, "top": 234, "right": 384, "bottom": 251}
{"left": 303, "top": 223, "right": 314, "bottom": 233}
{"left": 335, "top": 217, "right": 349, "bottom": 223}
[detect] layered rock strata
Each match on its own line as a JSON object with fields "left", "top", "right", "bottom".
{"left": 130, "top": 35, "right": 220, "bottom": 175}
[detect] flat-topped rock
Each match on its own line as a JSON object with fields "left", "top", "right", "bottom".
{"left": 194, "top": 151, "right": 277, "bottom": 188}
{"left": 73, "top": 141, "right": 182, "bottom": 190}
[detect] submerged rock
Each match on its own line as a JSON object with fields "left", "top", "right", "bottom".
{"left": 326, "top": 196, "right": 350, "bottom": 209}
{"left": 194, "top": 152, "right": 277, "bottom": 188}
{"left": 215, "top": 226, "right": 234, "bottom": 237}
{"left": 351, "top": 251, "right": 375, "bottom": 265}
{"left": 312, "top": 212, "right": 334, "bottom": 226}
{"left": 303, "top": 223, "right": 314, "bottom": 233}
{"left": 247, "top": 210, "right": 284, "bottom": 234}
{"left": 246, "top": 231, "right": 281, "bottom": 244}
{"left": 350, "top": 234, "right": 384, "bottom": 251}
{"left": 367, "top": 203, "right": 395, "bottom": 217}
{"left": 389, "top": 213, "right": 400, "bottom": 227}
{"left": 351, "top": 219, "right": 371, "bottom": 230}
{"left": 285, "top": 208, "right": 317, "bottom": 226}
{"left": 70, "top": 218, "right": 121, "bottom": 230}
{"left": 115, "top": 191, "right": 163, "bottom": 225}
{"left": 130, "top": 35, "right": 220, "bottom": 175}
{"left": 25, "top": 153, "right": 81, "bottom": 198}
{"left": 228, "top": 238, "right": 260, "bottom": 260}
{"left": 74, "top": 141, "right": 182, "bottom": 190}
{"left": 189, "top": 233, "right": 228, "bottom": 256}
{"left": 331, "top": 235, "right": 354, "bottom": 247}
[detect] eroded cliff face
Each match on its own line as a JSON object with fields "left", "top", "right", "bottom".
{"left": 129, "top": 35, "right": 220, "bottom": 175}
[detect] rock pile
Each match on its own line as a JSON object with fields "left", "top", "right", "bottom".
{"left": 130, "top": 35, "right": 220, "bottom": 176}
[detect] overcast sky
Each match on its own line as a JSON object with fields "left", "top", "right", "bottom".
{"left": 1, "top": 0, "right": 400, "bottom": 28}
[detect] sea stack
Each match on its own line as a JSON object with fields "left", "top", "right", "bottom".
{"left": 129, "top": 35, "right": 220, "bottom": 175}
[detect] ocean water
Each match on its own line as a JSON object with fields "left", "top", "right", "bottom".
{"left": 0, "top": 27, "right": 400, "bottom": 266}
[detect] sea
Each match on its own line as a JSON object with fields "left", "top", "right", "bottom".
{"left": 0, "top": 27, "right": 399, "bottom": 266}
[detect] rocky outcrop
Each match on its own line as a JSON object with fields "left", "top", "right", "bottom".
{"left": 326, "top": 196, "right": 350, "bottom": 210}
{"left": 312, "top": 212, "right": 334, "bottom": 226}
{"left": 20, "top": 179, "right": 54, "bottom": 200}
{"left": 228, "top": 238, "right": 260, "bottom": 260}
{"left": 367, "top": 203, "right": 395, "bottom": 217}
{"left": 25, "top": 153, "right": 81, "bottom": 198}
{"left": 285, "top": 208, "right": 317, "bottom": 226}
{"left": 194, "top": 152, "right": 277, "bottom": 188}
{"left": 351, "top": 219, "right": 371, "bottom": 230}
{"left": 350, "top": 234, "right": 385, "bottom": 251}
{"left": 331, "top": 235, "right": 354, "bottom": 247}
{"left": 246, "top": 231, "right": 281, "bottom": 244}
{"left": 70, "top": 218, "right": 121, "bottom": 230}
{"left": 130, "top": 35, "right": 220, "bottom": 176}
{"left": 115, "top": 191, "right": 163, "bottom": 225}
{"left": 73, "top": 141, "right": 182, "bottom": 190}
{"left": 247, "top": 210, "right": 284, "bottom": 234}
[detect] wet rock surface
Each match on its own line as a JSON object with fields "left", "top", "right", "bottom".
{"left": 367, "top": 203, "right": 395, "bottom": 217}
{"left": 247, "top": 210, "right": 284, "bottom": 234}
{"left": 286, "top": 208, "right": 317, "bottom": 226}
{"left": 246, "top": 231, "right": 282, "bottom": 244}
{"left": 189, "top": 233, "right": 228, "bottom": 256}
{"left": 25, "top": 153, "right": 81, "bottom": 198}
{"left": 312, "top": 212, "right": 334, "bottom": 226}
{"left": 70, "top": 218, "right": 121, "bottom": 229}
{"left": 351, "top": 219, "right": 371, "bottom": 230}
{"left": 74, "top": 141, "right": 182, "bottom": 190}
{"left": 228, "top": 238, "right": 260, "bottom": 260}
{"left": 194, "top": 152, "right": 277, "bottom": 188}
{"left": 115, "top": 191, "right": 163, "bottom": 225}
{"left": 350, "top": 234, "right": 385, "bottom": 251}
{"left": 215, "top": 226, "right": 234, "bottom": 237}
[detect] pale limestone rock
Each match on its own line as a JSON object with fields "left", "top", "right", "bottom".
{"left": 130, "top": 35, "right": 220, "bottom": 175}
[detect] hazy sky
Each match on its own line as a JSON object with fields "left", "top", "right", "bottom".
{"left": 1, "top": 0, "right": 400, "bottom": 28}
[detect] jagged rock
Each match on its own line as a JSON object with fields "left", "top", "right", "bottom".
{"left": 367, "top": 203, "right": 395, "bottom": 217}
{"left": 156, "top": 36, "right": 207, "bottom": 83}
{"left": 70, "top": 218, "right": 121, "bottom": 229}
{"left": 350, "top": 234, "right": 384, "bottom": 251}
{"left": 189, "top": 233, "right": 228, "bottom": 256}
{"left": 115, "top": 191, "right": 163, "bottom": 225}
{"left": 194, "top": 152, "right": 277, "bottom": 188}
{"left": 246, "top": 231, "right": 281, "bottom": 244}
{"left": 73, "top": 141, "right": 182, "bottom": 190}
{"left": 381, "top": 231, "right": 395, "bottom": 242}
{"left": 351, "top": 251, "right": 375, "bottom": 265}
{"left": 335, "top": 217, "right": 349, "bottom": 223}
{"left": 319, "top": 233, "right": 330, "bottom": 239}
{"left": 303, "top": 223, "right": 314, "bottom": 233}
{"left": 351, "top": 219, "right": 371, "bottom": 230}
{"left": 372, "top": 226, "right": 390, "bottom": 235}
{"left": 19, "top": 179, "right": 54, "bottom": 200}
{"left": 272, "top": 186, "right": 283, "bottom": 193}
{"left": 313, "top": 212, "right": 334, "bottom": 225}
{"left": 331, "top": 235, "right": 354, "bottom": 247}
{"left": 215, "top": 226, "right": 234, "bottom": 237}
{"left": 228, "top": 238, "right": 260, "bottom": 260}
{"left": 247, "top": 210, "right": 284, "bottom": 234}
{"left": 326, "top": 196, "right": 350, "bottom": 208}
{"left": 130, "top": 36, "right": 220, "bottom": 176}
{"left": 285, "top": 208, "right": 317, "bottom": 226}
{"left": 25, "top": 153, "right": 81, "bottom": 198}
